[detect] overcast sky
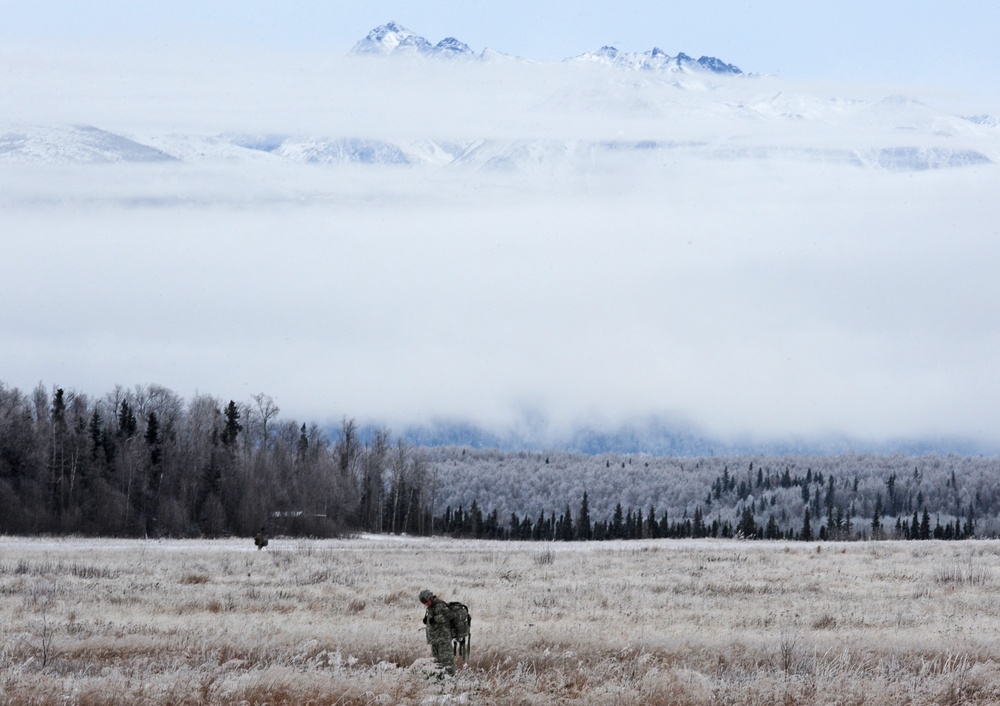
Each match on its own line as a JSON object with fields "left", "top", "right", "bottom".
{"left": 2, "top": 2, "right": 1000, "bottom": 449}
{"left": 4, "top": 0, "right": 1000, "bottom": 94}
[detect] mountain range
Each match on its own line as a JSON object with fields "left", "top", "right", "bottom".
{"left": 351, "top": 21, "right": 742, "bottom": 75}
{"left": 378, "top": 416, "right": 999, "bottom": 457}
{"left": 2, "top": 125, "right": 991, "bottom": 172}
{"left": 1, "top": 22, "right": 996, "bottom": 174}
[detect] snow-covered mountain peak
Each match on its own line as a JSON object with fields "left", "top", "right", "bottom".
{"left": 352, "top": 21, "right": 422, "bottom": 55}
{"left": 434, "top": 37, "right": 474, "bottom": 58}
{"left": 696, "top": 55, "right": 742, "bottom": 74}
{"left": 569, "top": 45, "right": 742, "bottom": 75}
{"left": 352, "top": 23, "right": 475, "bottom": 60}
{"left": 395, "top": 34, "right": 433, "bottom": 54}
{"left": 965, "top": 114, "right": 1000, "bottom": 128}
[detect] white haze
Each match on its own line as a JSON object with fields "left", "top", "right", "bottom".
{"left": 2, "top": 43, "right": 1000, "bottom": 446}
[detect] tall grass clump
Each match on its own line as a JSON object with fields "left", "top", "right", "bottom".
{"left": 933, "top": 559, "right": 992, "bottom": 586}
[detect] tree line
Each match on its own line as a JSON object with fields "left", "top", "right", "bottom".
{"left": 424, "top": 449, "right": 999, "bottom": 541}
{"left": 0, "top": 382, "right": 431, "bottom": 538}
{"left": 433, "top": 494, "right": 979, "bottom": 542}
{"left": 2, "top": 381, "right": 997, "bottom": 541}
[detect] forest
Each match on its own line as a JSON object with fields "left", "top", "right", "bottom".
{"left": 1, "top": 381, "right": 998, "bottom": 541}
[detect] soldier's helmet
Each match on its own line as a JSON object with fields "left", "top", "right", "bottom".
{"left": 418, "top": 589, "right": 434, "bottom": 603}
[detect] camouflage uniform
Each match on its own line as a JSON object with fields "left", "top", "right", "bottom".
{"left": 419, "top": 590, "right": 455, "bottom": 675}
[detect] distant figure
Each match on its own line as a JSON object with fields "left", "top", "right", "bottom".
{"left": 419, "top": 589, "right": 455, "bottom": 676}
{"left": 254, "top": 526, "right": 268, "bottom": 550}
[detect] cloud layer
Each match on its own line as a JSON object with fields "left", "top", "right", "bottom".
{"left": 3, "top": 46, "right": 1000, "bottom": 446}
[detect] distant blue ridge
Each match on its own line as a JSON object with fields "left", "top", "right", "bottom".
{"left": 346, "top": 419, "right": 1000, "bottom": 456}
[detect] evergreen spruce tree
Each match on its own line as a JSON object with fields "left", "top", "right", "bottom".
{"left": 693, "top": 505, "right": 705, "bottom": 538}
{"left": 118, "top": 400, "right": 138, "bottom": 438}
{"left": 486, "top": 509, "right": 500, "bottom": 539}
{"left": 736, "top": 506, "right": 756, "bottom": 538}
{"left": 886, "top": 473, "right": 897, "bottom": 515}
{"left": 470, "top": 500, "right": 484, "bottom": 538}
{"left": 765, "top": 514, "right": 779, "bottom": 539}
{"left": 296, "top": 423, "right": 309, "bottom": 463}
{"left": 48, "top": 387, "right": 70, "bottom": 515}
{"left": 220, "top": 401, "right": 241, "bottom": 448}
{"left": 88, "top": 409, "right": 103, "bottom": 462}
{"left": 647, "top": 505, "right": 659, "bottom": 538}
{"left": 560, "top": 504, "right": 574, "bottom": 541}
{"left": 593, "top": 520, "right": 606, "bottom": 541}
{"left": 611, "top": 503, "right": 624, "bottom": 539}
{"left": 145, "top": 412, "right": 161, "bottom": 466}
{"left": 142, "top": 411, "right": 163, "bottom": 536}
{"left": 521, "top": 514, "right": 533, "bottom": 540}
{"left": 963, "top": 507, "right": 976, "bottom": 538}
{"left": 576, "top": 492, "right": 592, "bottom": 540}
{"left": 800, "top": 508, "right": 813, "bottom": 541}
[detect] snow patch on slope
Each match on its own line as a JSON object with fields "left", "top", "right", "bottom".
{"left": 0, "top": 125, "right": 175, "bottom": 164}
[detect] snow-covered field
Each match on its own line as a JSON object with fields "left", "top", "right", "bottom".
{"left": 2, "top": 535, "right": 998, "bottom": 704}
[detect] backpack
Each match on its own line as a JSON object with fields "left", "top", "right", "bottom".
{"left": 448, "top": 602, "right": 471, "bottom": 659}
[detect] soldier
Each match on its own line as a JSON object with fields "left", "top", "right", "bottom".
{"left": 419, "top": 589, "right": 455, "bottom": 676}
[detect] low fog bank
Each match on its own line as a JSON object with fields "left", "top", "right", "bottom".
{"left": 3, "top": 154, "right": 998, "bottom": 449}
{"left": 3, "top": 45, "right": 999, "bottom": 450}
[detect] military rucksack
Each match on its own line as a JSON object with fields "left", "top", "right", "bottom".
{"left": 448, "top": 602, "right": 471, "bottom": 659}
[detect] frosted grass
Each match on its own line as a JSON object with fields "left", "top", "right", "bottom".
{"left": 2, "top": 535, "right": 1000, "bottom": 704}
